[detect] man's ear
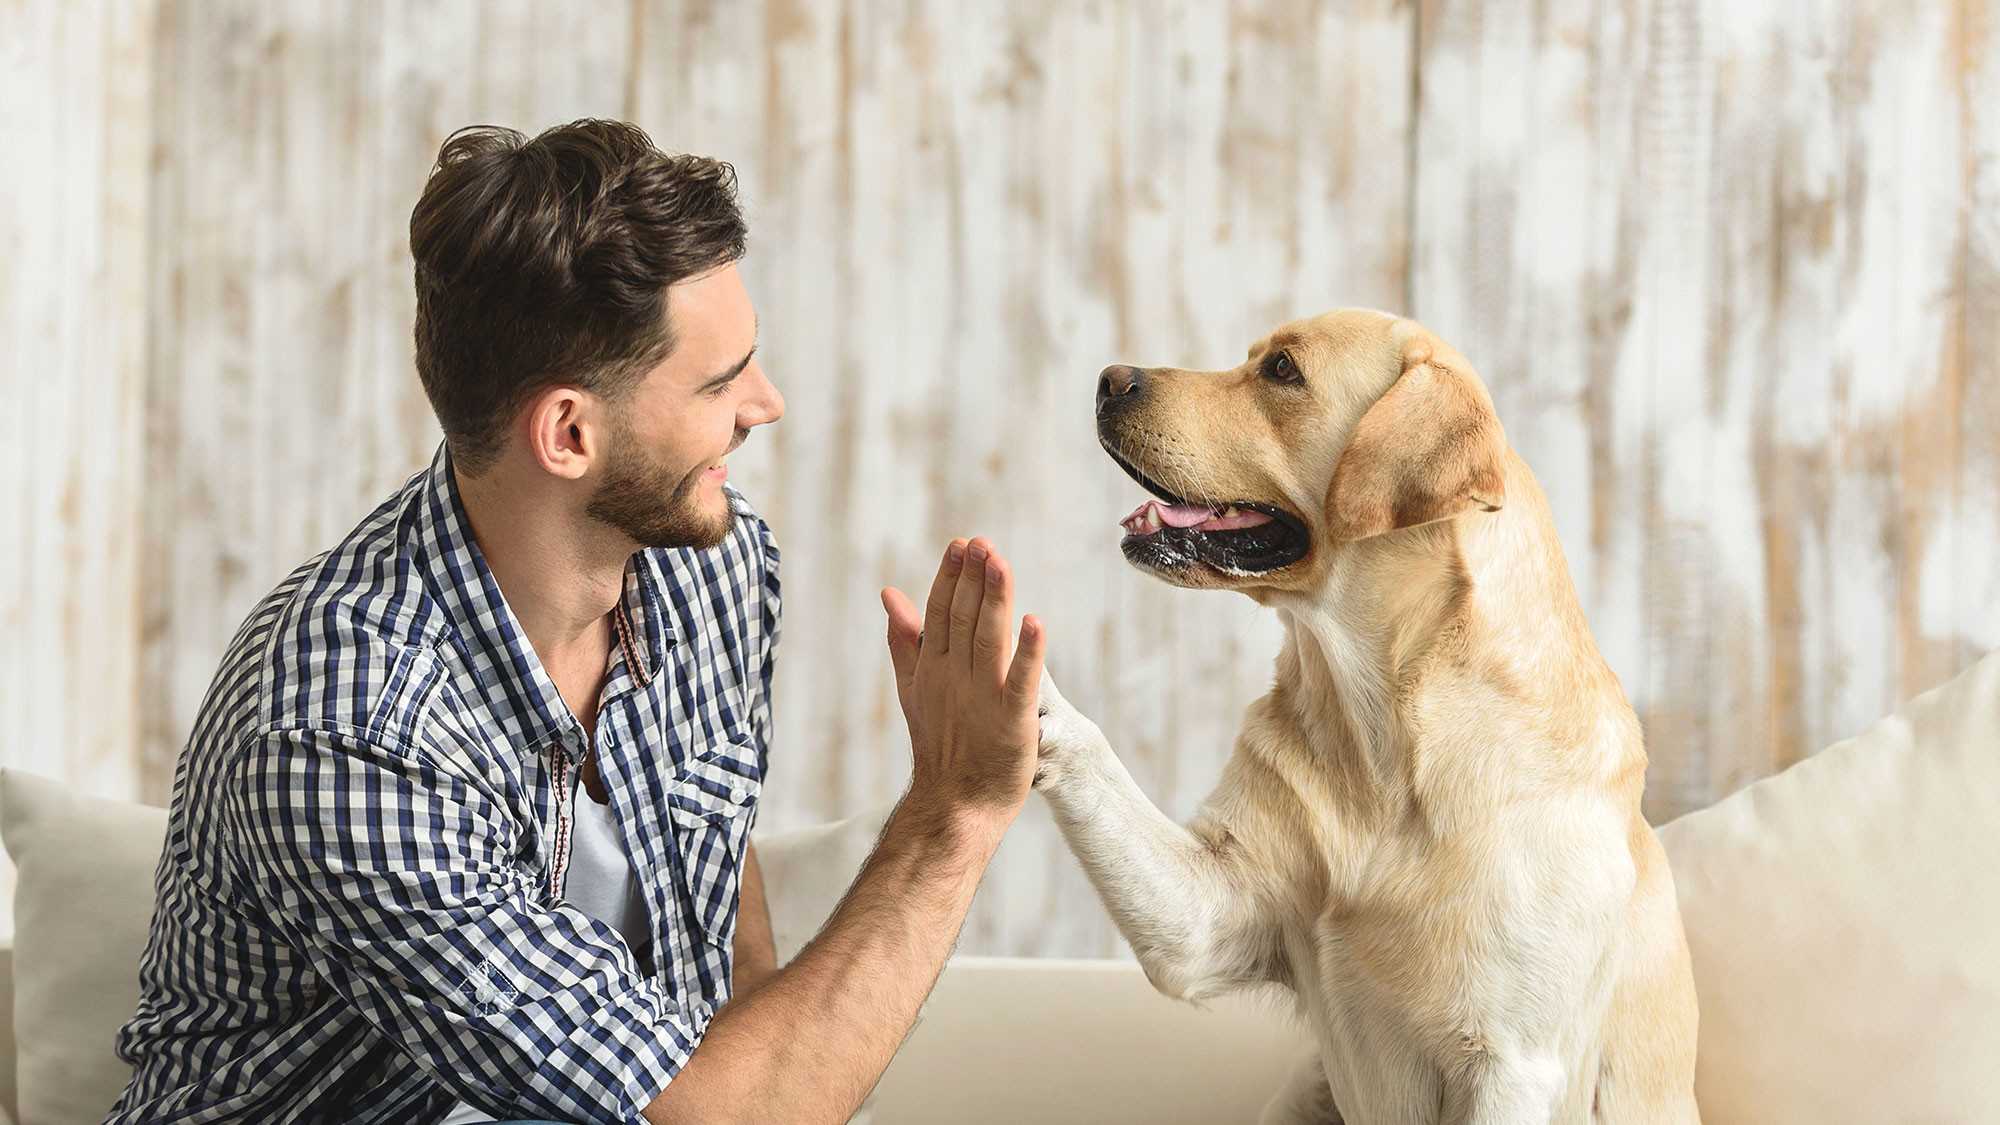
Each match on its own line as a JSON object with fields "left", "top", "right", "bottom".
{"left": 1324, "top": 332, "right": 1507, "bottom": 541}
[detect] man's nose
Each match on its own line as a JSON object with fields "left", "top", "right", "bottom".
{"left": 1097, "top": 364, "right": 1143, "bottom": 409}
{"left": 743, "top": 363, "right": 785, "bottom": 426}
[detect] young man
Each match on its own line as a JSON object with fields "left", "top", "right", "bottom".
{"left": 108, "top": 120, "right": 1046, "bottom": 1125}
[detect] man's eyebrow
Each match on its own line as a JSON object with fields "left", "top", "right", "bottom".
{"left": 699, "top": 317, "right": 759, "bottom": 391}
{"left": 699, "top": 349, "right": 755, "bottom": 391}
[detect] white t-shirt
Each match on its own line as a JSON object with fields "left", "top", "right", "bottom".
{"left": 440, "top": 778, "right": 647, "bottom": 1124}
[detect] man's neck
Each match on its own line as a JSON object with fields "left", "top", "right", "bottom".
{"left": 452, "top": 461, "right": 632, "bottom": 670}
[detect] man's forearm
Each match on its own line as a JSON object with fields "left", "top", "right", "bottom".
{"left": 644, "top": 535, "right": 1043, "bottom": 1124}
{"left": 643, "top": 797, "right": 1002, "bottom": 1125}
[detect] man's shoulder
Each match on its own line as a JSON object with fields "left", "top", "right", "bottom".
{"left": 208, "top": 480, "right": 451, "bottom": 746}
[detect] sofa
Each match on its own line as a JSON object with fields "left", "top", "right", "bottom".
{"left": 4, "top": 649, "right": 1998, "bottom": 1124}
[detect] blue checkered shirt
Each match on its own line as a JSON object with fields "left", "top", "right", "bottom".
{"left": 107, "top": 444, "right": 778, "bottom": 1125}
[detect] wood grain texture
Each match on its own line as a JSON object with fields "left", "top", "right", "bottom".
{"left": 0, "top": 0, "right": 1989, "bottom": 953}
{"left": 630, "top": 0, "right": 1415, "bottom": 955}
{"left": 1414, "top": 0, "right": 1997, "bottom": 820}
{"left": 0, "top": 0, "right": 156, "bottom": 924}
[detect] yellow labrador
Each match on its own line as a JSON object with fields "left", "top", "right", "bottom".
{"left": 1034, "top": 310, "right": 1700, "bottom": 1123}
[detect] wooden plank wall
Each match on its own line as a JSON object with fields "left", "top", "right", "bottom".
{"left": 3, "top": 0, "right": 1993, "bottom": 955}
{"left": 1, "top": 0, "right": 156, "bottom": 910}
{"left": 1413, "top": 0, "right": 2000, "bottom": 816}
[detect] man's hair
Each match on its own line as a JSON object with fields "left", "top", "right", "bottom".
{"left": 410, "top": 119, "right": 746, "bottom": 473}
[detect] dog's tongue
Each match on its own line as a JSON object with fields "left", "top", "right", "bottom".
{"left": 1140, "top": 501, "right": 1214, "bottom": 528}
{"left": 1120, "top": 500, "right": 1275, "bottom": 534}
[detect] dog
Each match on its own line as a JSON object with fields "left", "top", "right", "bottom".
{"left": 1033, "top": 310, "right": 1700, "bottom": 1123}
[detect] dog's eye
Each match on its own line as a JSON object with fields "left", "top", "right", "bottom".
{"left": 1266, "top": 352, "right": 1301, "bottom": 384}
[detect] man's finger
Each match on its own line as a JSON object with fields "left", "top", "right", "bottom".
{"left": 971, "top": 552, "right": 1014, "bottom": 681}
{"left": 922, "top": 539, "right": 968, "bottom": 655}
{"left": 882, "top": 587, "right": 921, "bottom": 691}
{"left": 948, "top": 538, "right": 992, "bottom": 663}
{"left": 1004, "top": 614, "right": 1048, "bottom": 713}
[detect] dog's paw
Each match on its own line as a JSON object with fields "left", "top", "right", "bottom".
{"left": 1035, "top": 668, "right": 1078, "bottom": 738}
{"left": 1035, "top": 669, "right": 1105, "bottom": 789}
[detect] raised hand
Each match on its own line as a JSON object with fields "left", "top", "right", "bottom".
{"left": 881, "top": 537, "right": 1047, "bottom": 832}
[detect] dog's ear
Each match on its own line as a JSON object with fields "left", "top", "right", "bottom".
{"left": 1324, "top": 332, "right": 1507, "bottom": 541}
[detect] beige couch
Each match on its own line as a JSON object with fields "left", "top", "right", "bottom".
{"left": 4, "top": 648, "right": 1999, "bottom": 1124}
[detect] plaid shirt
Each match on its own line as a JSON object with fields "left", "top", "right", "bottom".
{"left": 108, "top": 444, "right": 778, "bottom": 1125}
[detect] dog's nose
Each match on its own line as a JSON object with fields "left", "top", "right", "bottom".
{"left": 1097, "top": 364, "right": 1143, "bottom": 407}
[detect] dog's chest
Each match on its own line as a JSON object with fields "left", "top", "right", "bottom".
{"left": 1280, "top": 823, "right": 1628, "bottom": 1120}
{"left": 1293, "top": 967, "right": 1446, "bottom": 1123}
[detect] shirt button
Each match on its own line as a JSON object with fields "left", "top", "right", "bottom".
{"left": 729, "top": 786, "right": 748, "bottom": 804}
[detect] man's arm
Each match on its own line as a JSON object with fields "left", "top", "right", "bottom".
{"left": 728, "top": 843, "right": 777, "bottom": 999}
{"left": 643, "top": 536, "right": 1044, "bottom": 1125}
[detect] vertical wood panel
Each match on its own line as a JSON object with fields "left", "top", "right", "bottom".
{"left": 2, "top": 0, "right": 1992, "bottom": 955}
{"left": 1415, "top": 0, "right": 1991, "bottom": 822}
{"left": 139, "top": 0, "right": 641, "bottom": 794}
{"left": 632, "top": 0, "right": 1413, "bottom": 955}
{"left": 1961, "top": 0, "right": 2000, "bottom": 668}
{"left": 0, "top": 0, "right": 156, "bottom": 935}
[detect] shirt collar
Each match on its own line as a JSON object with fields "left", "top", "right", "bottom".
{"left": 411, "top": 442, "right": 673, "bottom": 753}
{"left": 611, "top": 549, "right": 674, "bottom": 692}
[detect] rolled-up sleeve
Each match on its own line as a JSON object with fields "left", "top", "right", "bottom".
{"left": 225, "top": 725, "right": 696, "bottom": 1124}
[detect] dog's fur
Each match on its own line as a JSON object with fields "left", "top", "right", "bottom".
{"left": 1034, "top": 311, "right": 1700, "bottom": 1123}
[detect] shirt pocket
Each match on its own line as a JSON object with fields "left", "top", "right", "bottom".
{"left": 664, "top": 737, "right": 763, "bottom": 947}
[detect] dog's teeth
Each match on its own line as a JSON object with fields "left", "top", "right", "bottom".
{"left": 1222, "top": 506, "right": 1239, "bottom": 517}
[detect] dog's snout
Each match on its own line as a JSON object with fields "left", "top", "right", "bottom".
{"left": 1097, "top": 364, "right": 1143, "bottom": 408}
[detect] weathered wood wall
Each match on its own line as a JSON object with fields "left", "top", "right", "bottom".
{"left": 2, "top": 0, "right": 156, "bottom": 831}
{"left": 4, "top": 0, "right": 1994, "bottom": 955}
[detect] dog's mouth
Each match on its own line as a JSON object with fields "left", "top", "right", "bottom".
{"left": 1103, "top": 444, "right": 1310, "bottom": 576}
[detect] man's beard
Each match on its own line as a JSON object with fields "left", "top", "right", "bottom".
{"left": 585, "top": 422, "right": 744, "bottom": 551}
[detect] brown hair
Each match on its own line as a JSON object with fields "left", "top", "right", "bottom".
{"left": 410, "top": 119, "right": 746, "bottom": 473}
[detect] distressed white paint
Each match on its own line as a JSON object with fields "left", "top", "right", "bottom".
{"left": 1, "top": 0, "right": 1993, "bottom": 954}
{"left": 0, "top": 0, "right": 156, "bottom": 936}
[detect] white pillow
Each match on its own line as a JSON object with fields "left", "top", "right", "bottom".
{"left": 1657, "top": 649, "right": 2000, "bottom": 1123}
{"left": 0, "top": 780, "right": 888, "bottom": 1125}
{"left": 0, "top": 771, "right": 166, "bottom": 1125}
{"left": 753, "top": 803, "right": 893, "bottom": 965}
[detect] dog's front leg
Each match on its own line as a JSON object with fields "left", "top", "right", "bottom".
{"left": 1036, "top": 670, "right": 1274, "bottom": 1002}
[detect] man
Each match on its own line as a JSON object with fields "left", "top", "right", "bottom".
{"left": 108, "top": 119, "right": 1046, "bottom": 1125}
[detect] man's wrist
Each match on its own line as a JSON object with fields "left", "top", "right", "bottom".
{"left": 889, "top": 785, "right": 1015, "bottom": 860}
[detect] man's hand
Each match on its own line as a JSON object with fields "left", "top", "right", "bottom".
{"left": 880, "top": 537, "right": 1046, "bottom": 835}
{"left": 643, "top": 537, "right": 1045, "bottom": 1125}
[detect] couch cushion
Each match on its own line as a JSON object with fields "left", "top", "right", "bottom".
{"left": 753, "top": 803, "right": 894, "bottom": 966}
{"left": 0, "top": 771, "right": 166, "bottom": 1125}
{"left": 1657, "top": 649, "right": 2000, "bottom": 1123}
{"left": 870, "top": 957, "right": 1307, "bottom": 1125}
